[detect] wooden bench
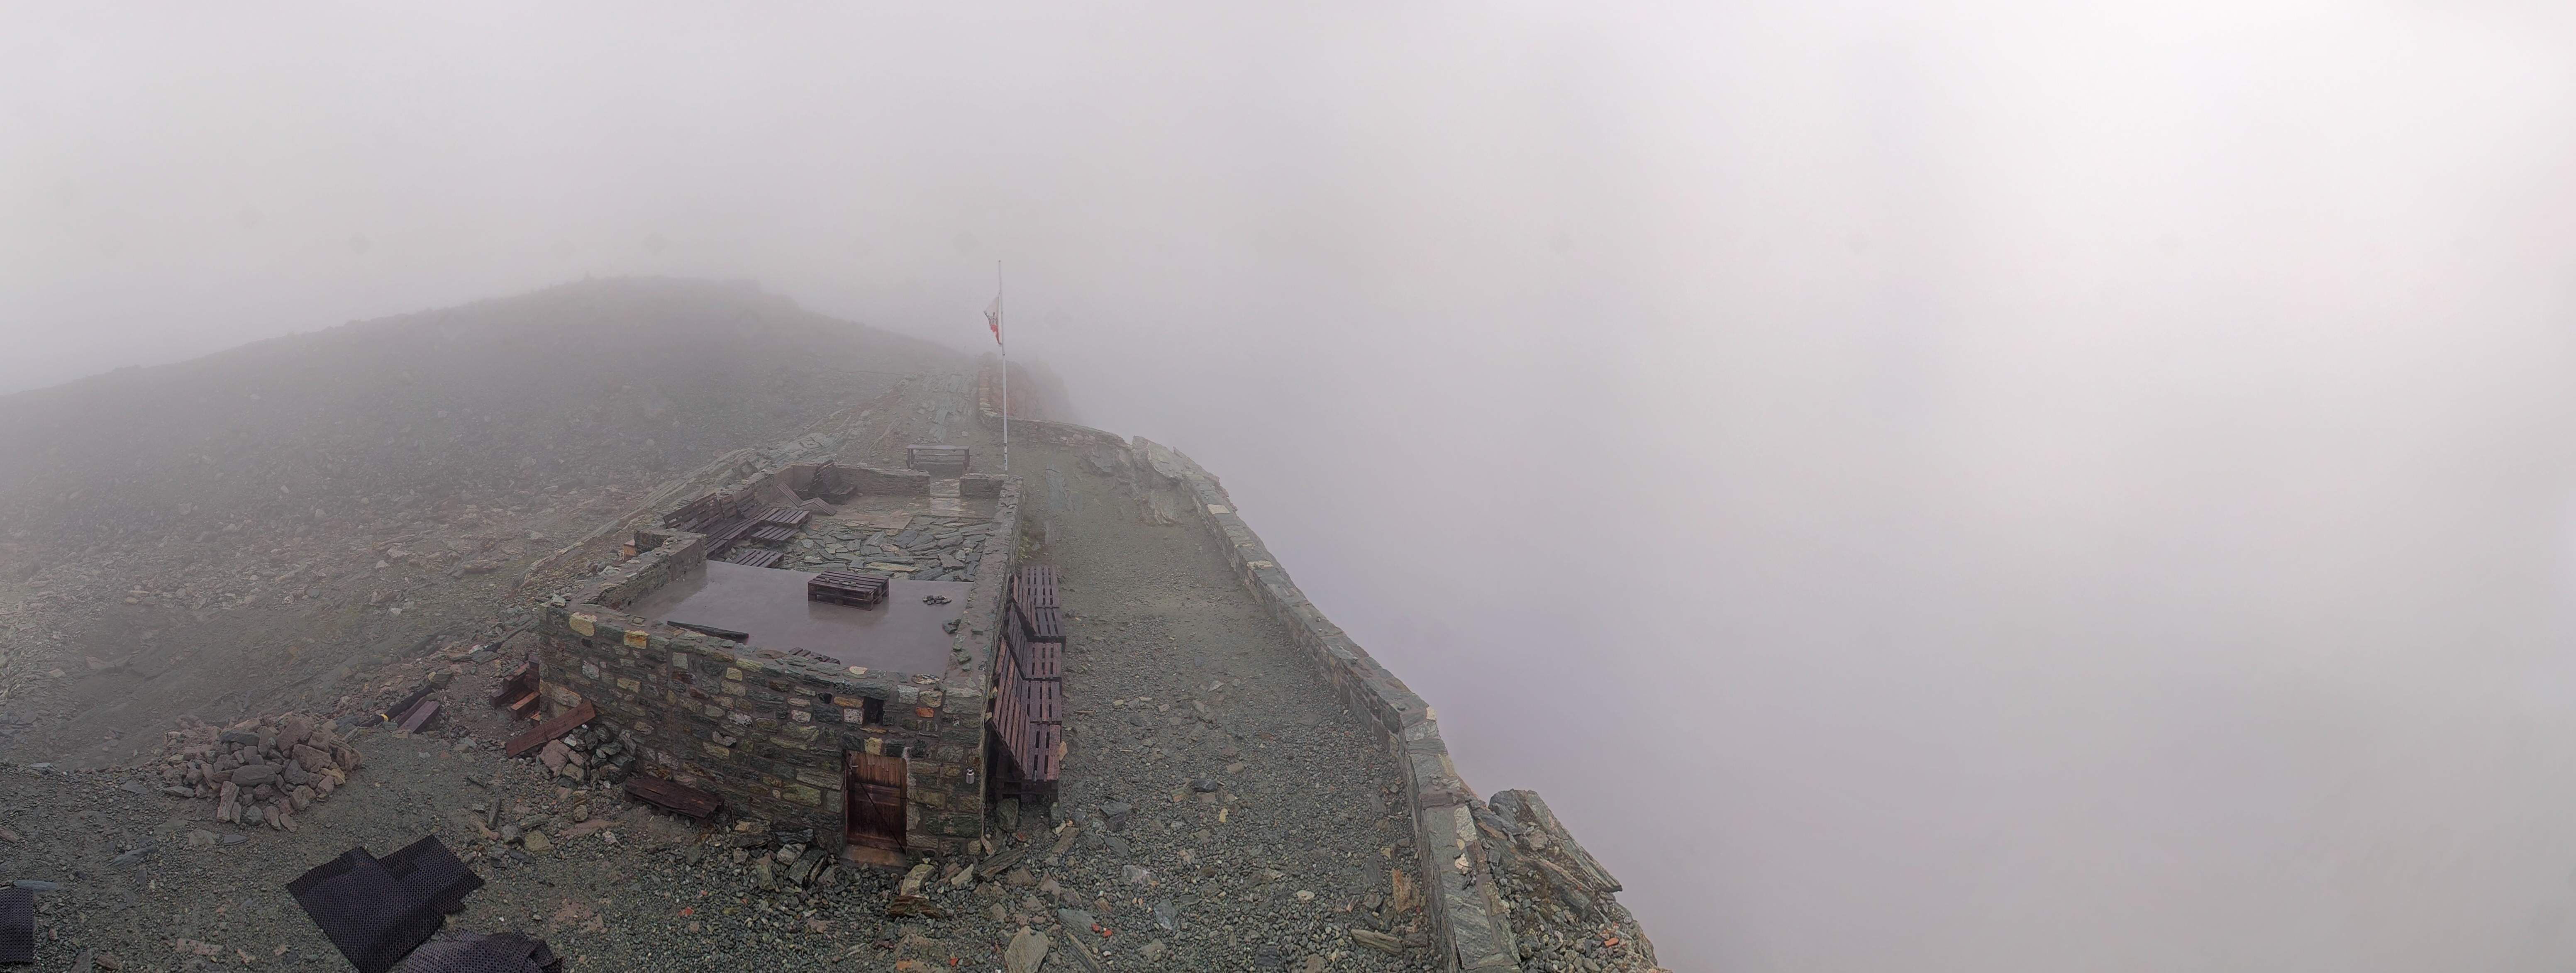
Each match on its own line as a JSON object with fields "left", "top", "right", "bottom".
{"left": 624, "top": 775, "right": 720, "bottom": 820}
{"left": 668, "top": 620, "right": 751, "bottom": 641}
{"left": 1002, "top": 623, "right": 1060, "bottom": 681}
{"left": 1011, "top": 566, "right": 1059, "bottom": 609}
{"left": 1012, "top": 601, "right": 1064, "bottom": 644}
{"left": 757, "top": 506, "right": 811, "bottom": 527}
{"left": 809, "top": 571, "right": 889, "bottom": 608}
{"left": 717, "top": 548, "right": 784, "bottom": 569}
{"left": 747, "top": 524, "right": 798, "bottom": 544}
{"left": 905, "top": 444, "right": 970, "bottom": 475}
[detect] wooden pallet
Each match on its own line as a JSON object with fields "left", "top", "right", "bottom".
{"left": 758, "top": 506, "right": 811, "bottom": 527}
{"left": 625, "top": 775, "right": 720, "bottom": 820}
{"left": 809, "top": 571, "right": 889, "bottom": 608}
{"left": 503, "top": 700, "right": 594, "bottom": 758}
{"left": 719, "top": 547, "right": 785, "bottom": 568}
{"left": 748, "top": 524, "right": 798, "bottom": 544}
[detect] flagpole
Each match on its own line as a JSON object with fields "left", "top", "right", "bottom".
{"left": 998, "top": 261, "right": 1007, "bottom": 475}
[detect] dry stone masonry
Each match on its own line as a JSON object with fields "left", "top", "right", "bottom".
{"left": 530, "top": 459, "right": 1022, "bottom": 858}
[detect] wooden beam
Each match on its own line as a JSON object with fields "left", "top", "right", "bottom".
{"left": 504, "top": 700, "right": 594, "bottom": 757}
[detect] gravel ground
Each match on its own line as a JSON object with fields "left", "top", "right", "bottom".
{"left": 0, "top": 339, "right": 1444, "bottom": 973}
{"left": 1005, "top": 436, "right": 1439, "bottom": 973}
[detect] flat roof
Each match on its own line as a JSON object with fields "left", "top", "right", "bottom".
{"left": 628, "top": 561, "right": 970, "bottom": 674}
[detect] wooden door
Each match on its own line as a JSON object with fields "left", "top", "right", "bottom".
{"left": 845, "top": 751, "right": 907, "bottom": 851}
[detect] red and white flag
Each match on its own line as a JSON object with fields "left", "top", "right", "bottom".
{"left": 985, "top": 291, "right": 1003, "bottom": 346}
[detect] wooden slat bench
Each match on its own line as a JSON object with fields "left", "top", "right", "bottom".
{"left": 1023, "top": 678, "right": 1061, "bottom": 724}
{"left": 625, "top": 775, "right": 720, "bottom": 820}
{"left": 1012, "top": 600, "right": 1064, "bottom": 644}
{"left": 1002, "top": 622, "right": 1061, "bottom": 681}
{"left": 716, "top": 548, "right": 785, "bottom": 569}
{"left": 668, "top": 620, "right": 751, "bottom": 641}
{"left": 747, "top": 524, "right": 798, "bottom": 544}
{"left": 503, "top": 701, "right": 594, "bottom": 758}
{"left": 809, "top": 571, "right": 889, "bottom": 608}
{"left": 905, "top": 444, "right": 970, "bottom": 475}
{"left": 1011, "top": 566, "right": 1059, "bottom": 609}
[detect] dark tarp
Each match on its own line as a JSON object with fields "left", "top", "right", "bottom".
{"left": 0, "top": 887, "right": 31, "bottom": 965}
{"left": 286, "top": 837, "right": 484, "bottom": 973}
{"left": 390, "top": 932, "right": 564, "bottom": 973}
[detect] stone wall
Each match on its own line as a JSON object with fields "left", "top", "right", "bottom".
{"left": 533, "top": 461, "right": 1025, "bottom": 857}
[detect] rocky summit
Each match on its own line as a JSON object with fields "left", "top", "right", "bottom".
{"left": 0, "top": 279, "right": 1660, "bottom": 973}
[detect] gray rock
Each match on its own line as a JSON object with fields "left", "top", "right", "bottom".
{"left": 10, "top": 880, "right": 61, "bottom": 891}
{"left": 1154, "top": 899, "right": 1179, "bottom": 931}
{"left": 1003, "top": 927, "right": 1050, "bottom": 973}
{"left": 1058, "top": 908, "right": 1095, "bottom": 931}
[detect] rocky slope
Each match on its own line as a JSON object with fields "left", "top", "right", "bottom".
{"left": 0, "top": 278, "right": 976, "bottom": 766}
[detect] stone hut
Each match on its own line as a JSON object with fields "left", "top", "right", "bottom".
{"left": 530, "top": 460, "right": 1020, "bottom": 863}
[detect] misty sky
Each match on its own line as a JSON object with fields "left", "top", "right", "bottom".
{"left": 12, "top": 3, "right": 2576, "bottom": 969}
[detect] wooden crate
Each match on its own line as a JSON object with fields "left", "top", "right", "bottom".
{"left": 717, "top": 548, "right": 784, "bottom": 569}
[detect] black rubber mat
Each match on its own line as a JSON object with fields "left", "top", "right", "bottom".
{"left": 379, "top": 836, "right": 483, "bottom": 915}
{"left": 0, "top": 887, "right": 31, "bottom": 965}
{"left": 286, "top": 838, "right": 481, "bottom": 973}
{"left": 390, "top": 932, "right": 564, "bottom": 973}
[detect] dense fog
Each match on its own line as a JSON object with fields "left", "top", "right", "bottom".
{"left": 11, "top": 3, "right": 2576, "bottom": 968}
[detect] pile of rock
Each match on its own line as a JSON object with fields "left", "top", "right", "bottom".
{"left": 157, "top": 714, "right": 363, "bottom": 831}
{"left": 533, "top": 722, "right": 634, "bottom": 785}
{"left": 1475, "top": 790, "right": 1664, "bottom": 973}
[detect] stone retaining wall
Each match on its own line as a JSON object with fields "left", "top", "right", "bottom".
{"left": 533, "top": 461, "right": 1024, "bottom": 856}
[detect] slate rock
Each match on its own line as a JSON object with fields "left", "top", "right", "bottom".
{"left": 1003, "top": 927, "right": 1049, "bottom": 973}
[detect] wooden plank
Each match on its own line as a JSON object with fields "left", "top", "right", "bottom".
{"left": 396, "top": 699, "right": 441, "bottom": 735}
{"left": 504, "top": 700, "right": 595, "bottom": 758}
{"left": 624, "top": 775, "right": 720, "bottom": 819}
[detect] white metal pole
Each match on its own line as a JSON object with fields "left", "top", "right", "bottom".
{"left": 999, "top": 261, "right": 1008, "bottom": 475}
